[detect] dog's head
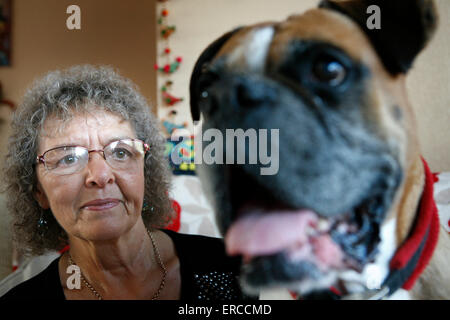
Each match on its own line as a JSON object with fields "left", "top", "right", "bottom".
{"left": 190, "top": 0, "right": 437, "bottom": 296}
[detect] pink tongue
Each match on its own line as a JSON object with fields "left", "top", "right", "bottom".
{"left": 225, "top": 210, "right": 318, "bottom": 257}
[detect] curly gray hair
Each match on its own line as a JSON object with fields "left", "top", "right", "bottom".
{"left": 4, "top": 65, "right": 173, "bottom": 256}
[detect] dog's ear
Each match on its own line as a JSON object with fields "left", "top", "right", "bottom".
{"left": 319, "top": 0, "right": 438, "bottom": 74}
{"left": 190, "top": 27, "right": 242, "bottom": 122}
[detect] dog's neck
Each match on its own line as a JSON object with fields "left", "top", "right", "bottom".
{"left": 385, "top": 158, "right": 440, "bottom": 296}
{"left": 336, "top": 157, "right": 442, "bottom": 300}
{"left": 407, "top": 160, "right": 450, "bottom": 299}
{"left": 396, "top": 156, "right": 426, "bottom": 246}
{"left": 410, "top": 223, "right": 450, "bottom": 299}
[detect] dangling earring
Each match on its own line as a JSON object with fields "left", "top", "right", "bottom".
{"left": 37, "top": 210, "right": 50, "bottom": 236}
{"left": 142, "top": 200, "right": 154, "bottom": 213}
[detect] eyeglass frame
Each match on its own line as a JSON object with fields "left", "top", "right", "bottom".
{"left": 36, "top": 138, "right": 150, "bottom": 173}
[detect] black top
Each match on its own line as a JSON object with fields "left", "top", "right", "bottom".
{"left": 0, "top": 230, "right": 254, "bottom": 300}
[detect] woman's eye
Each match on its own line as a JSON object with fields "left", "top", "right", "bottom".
{"left": 112, "top": 148, "right": 132, "bottom": 160}
{"left": 311, "top": 55, "right": 347, "bottom": 86}
{"left": 57, "top": 155, "right": 78, "bottom": 167}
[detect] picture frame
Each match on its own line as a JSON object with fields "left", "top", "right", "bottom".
{"left": 0, "top": 0, "right": 12, "bottom": 66}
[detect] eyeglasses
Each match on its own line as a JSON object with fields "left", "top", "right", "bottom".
{"left": 36, "top": 139, "right": 150, "bottom": 176}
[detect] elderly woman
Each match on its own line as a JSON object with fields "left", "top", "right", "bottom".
{"left": 1, "top": 65, "right": 250, "bottom": 300}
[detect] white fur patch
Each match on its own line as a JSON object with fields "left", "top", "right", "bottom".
{"left": 363, "top": 217, "right": 398, "bottom": 290}
{"left": 337, "top": 217, "right": 400, "bottom": 298}
{"left": 226, "top": 27, "right": 274, "bottom": 72}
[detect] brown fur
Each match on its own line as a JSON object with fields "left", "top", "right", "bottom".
{"left": 268, "top": 10, "right": 381, "bottom": 70}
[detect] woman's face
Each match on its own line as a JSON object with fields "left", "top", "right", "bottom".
{"left": 35, "top": 111, "right": 146, "bottom": 242}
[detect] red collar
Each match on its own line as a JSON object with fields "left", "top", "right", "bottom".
{"left": 385, "top": 157, "right": 440, "bottom": 292}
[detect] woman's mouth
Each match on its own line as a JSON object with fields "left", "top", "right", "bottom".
{"left": 81, "top": 199, "right": 121, "bottom": 211}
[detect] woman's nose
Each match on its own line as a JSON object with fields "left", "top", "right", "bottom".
{"left": 85, "top": 152, "right": 115, "bottom": 187}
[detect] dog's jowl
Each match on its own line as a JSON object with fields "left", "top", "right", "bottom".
{"left": 190, "top": 0, "right": 450, "bottom": 299}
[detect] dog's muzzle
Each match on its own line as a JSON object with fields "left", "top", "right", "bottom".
{"left": 196, "top": 70, "right": 402, "bottom": 295}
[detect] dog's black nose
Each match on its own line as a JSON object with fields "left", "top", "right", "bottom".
{"left": 233, "top": 76, "right": 276, "bottom": 109}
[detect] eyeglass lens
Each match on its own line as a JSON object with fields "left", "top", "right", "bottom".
{"left": 42, "top": 139, "right": 146, "bottom": 175}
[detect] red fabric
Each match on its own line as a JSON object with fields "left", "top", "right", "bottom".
{"left": 329, "top": 286, "right": 342, "bottom": 296}
{"left": 432, "top": 172, "right": 440, "bottom": 183}
{"left": 289, "top": 291, "right": 299, "bottom": 299}
{"left": 389, "top": 158, "right": 440, "bottom": 290}
{"left": 165, "top": 199, "right": 181, "bottom": 232}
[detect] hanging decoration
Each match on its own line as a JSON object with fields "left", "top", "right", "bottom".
{"left": 156, "top": 0, "right": 194, "bottom": 177}
{"left": 155, "top": 3, "right": 182, "bottom": 74}
{"left": 164, "top": 134, "right": 196, "bottom": 176}
{"left": 154, "top": 56, "right": 182, "bottom": 74}
{"left": 155, "top": 0, "right": 185, "bottom": 109}
{"left": 162, "top": 110, "right": 195, "bottom": 175}
{"left": 161, "top": 110, "right": 188, "bottom": 136}
{"left": 161, "top": 80, "right": 184, "bottom": 106}
{"left": 160, "top": 25, "right": 176, "bottom": 39}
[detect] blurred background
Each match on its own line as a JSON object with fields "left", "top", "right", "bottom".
{"left": 0, "top": 0, "right": 449, "bottom": 291}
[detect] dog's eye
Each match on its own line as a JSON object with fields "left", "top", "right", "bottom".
{"left": 311, "top": 55, "right": 347, "bottom": 86}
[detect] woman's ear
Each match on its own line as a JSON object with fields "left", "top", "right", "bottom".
{"left": 34, "top": 182, "right": 50, "bottom": 209}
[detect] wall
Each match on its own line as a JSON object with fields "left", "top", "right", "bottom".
{"left": 0, "top": 0, "right": 157, "bottom": 280}
{"left": 0, "top": 0, "right": 157, "bottom": 111}
{"left": 158, "top": 0, "right": 450, "bottom": 172}
{"left": 406, "top": 1, "right": 450, "bottom": 172}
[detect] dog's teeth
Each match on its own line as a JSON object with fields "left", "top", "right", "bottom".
{"left": 336, "top": 223, "right": 348, "bottom": 234}
{"left": 317, "top": 219, "right": 330, "bottom": 232}
{"left": 306, "top": 219, "right": 329, "bottom": 237}
{"left": 306, "top": 226, "right": 316, "bottom": 237}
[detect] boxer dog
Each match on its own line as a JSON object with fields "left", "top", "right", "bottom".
{"left": 190, "top": 0, "right": 450, "bottom": 299}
